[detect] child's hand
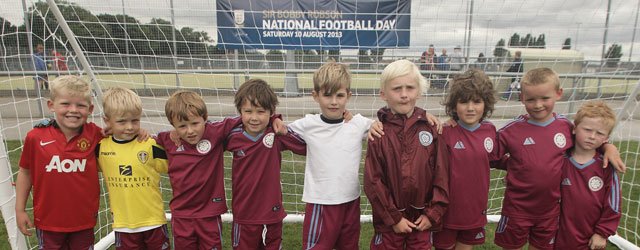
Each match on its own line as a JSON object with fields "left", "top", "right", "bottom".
{"left": 169, "top": 130, "right": 181, "bottom": 146}
{"left": 425, "top": 112, "right": 443, "bottom": 134}
{"left": 602, "top": 143, "right": 626, "bottom": 173}
{"left": 343, "top": 110, "right": 353, "bottom": 122}
{"left": 392, "top": 217, "right": 415, "bottom": 234}
{"left": 136, "top": 128, "right": 151, "bottom": 142}
{"left": 101, "top": 125, "right": 111, "bottom": 138}
{"left": 16, "top": 210, "right": 33, "bottom": 236}
{"left": 588, "top": 233, "right": 607, "bottom": 249}
{"left": 413, "top": 215, "right": 432, "bottom": 231}
{"left": 273, "top": 118, "right": 288, "bottom": 135}
{"left": 367, "top": 121, "right": 384, "bottom": 141}
{"left": 443, "top": 118, "right": 456, "bottom": 127}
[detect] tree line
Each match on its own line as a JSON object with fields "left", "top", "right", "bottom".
{"left": 0, "top": 1, "right": 223, "bottom": 55}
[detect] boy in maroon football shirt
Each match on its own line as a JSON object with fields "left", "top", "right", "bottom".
{"left": 555, "top": 101, "right": 621, "bottom": 249}
{"left": 433, "top": 69, "right": 499, "bottom": 250}
{"left": 364, "top": 59, "right": 449, "bottom": 249}
{"left": 226, "top": 79, "right": 306, "bottom": 249}
{"left": 155, "top": 91, "right": 242, "bottom": 249}
{"left": 494, "top": 68, "right": 624, "bottom": 250}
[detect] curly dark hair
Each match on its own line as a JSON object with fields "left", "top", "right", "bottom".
{"left": 442, "top": 69, "right": 497, "bottom": 121}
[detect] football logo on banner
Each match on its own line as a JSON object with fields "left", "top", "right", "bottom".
{"left": 233, "top": 9, "right": 245, "bottom": 27}
{"left": 197, "top": 139, "right": 212, "bottom": 154}
{"left": 263, "top": 133, "right": 275, "bottom": 148}
{"left": 418, "top": 131, "right": 433, "bottom": 146}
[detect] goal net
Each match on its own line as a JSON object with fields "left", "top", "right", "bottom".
{"left": 0, "top": 0, "right": 639, "bottom": 249}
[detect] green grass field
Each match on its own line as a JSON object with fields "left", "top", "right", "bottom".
{"left": 0, "top": 140, "right": 637, "bottom": 249}
{"left": 0, "top": 74, "right": 636, "bottom": 96}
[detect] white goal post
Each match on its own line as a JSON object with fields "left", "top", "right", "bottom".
{"left": 0, "top": 0, "right": 639, "bottom": 249}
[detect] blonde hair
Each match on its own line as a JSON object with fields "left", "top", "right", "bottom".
{"left": 164, "top": 91, "right": 207, "bottom": 125}
{"left": 102, "top": 87, "right": 142, "bottom": 119}
{"left": 521, "top": 67, "right": 560, "bottom": 90}
{"left": 313, "top": 62, "right": 351, "bottom": 94}
{"left": 49, "top": 75, "right": 93, "bottom": 103}
{"left": 574, "top": 100, "right": 617, "bottom": 134}
{"left": 380, "top": 59, "right": 427, "bottom": 95}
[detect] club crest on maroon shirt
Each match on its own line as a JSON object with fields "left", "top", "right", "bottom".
{"left": 196, "top": 139, "right": 212, "bottom": 154}
{"left": 484, "top": 137, "right": 494, "bottom": 152}
{"left": 554, "top": 133, "right": 567, "bottom": 148}
{"left": 263, "top": 132, "right": 275, "bottom": 148}
{"left": 418, "top": 131, "right": 433, "bottom": 146}
{"left": 588, "top": 176, "right": 604, "bottom": 191}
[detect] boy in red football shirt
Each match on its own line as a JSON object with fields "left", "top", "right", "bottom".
{"left": 15, "top": 76, "right": 104, "bottom": 249}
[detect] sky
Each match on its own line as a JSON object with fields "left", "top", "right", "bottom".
{"left": 2, "top": 0, "right": 639, "bottom": 60}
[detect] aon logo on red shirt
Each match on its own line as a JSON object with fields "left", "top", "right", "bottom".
{"left": 45, "top": 155, "right": 87, "bottom": 173}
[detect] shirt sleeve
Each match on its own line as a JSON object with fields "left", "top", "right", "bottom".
{"left": 278, "top": 127, "right": 307, "bottom": 156}
{"left": 595, "top": 168, "right": 622, "bottom": 237}
{"left": 207, "top": 116, "right": 243, "bottom": 145}
{"left": 425, "top": 132, "right": 450, "bottom": 229}
{"left": 363, "top": 138, "right": 403, "bottom": 227}
{"left": 151, "top": 141, "right": 169, "bottom": 174}
{"left": 492, "top": 129, "right": 509, "bottom": 170}
{"left": 19, "top": 133, "right": 34, "bottom": 169}
{"left": 287, "top": 117, "right": 306, "bottom": 138}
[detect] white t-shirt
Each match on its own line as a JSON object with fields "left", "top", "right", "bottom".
{"left": 288, "top": 114, "right": 373, "bottom": 204}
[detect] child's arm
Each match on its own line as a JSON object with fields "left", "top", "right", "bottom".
{"left": 602, "top": 143, "right": 626, "bottom": 173}
{"left": 424, "top": 135, "right": 450, "bottom": 230}
{"left": 151, "top": 143, "right": 169, "bottom": 174}
{"left": 594, "top": 169, "right": 622, "bottom": 242}
{"left": 15, "top": 167, "right": 34, "bottom": 236}
{"left": 363, "top": 140, "right": 404, "bottom": 229}
{"left": 278, "top": 127, "right": 306, "bottom": 156}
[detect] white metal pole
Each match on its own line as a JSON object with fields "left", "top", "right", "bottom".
{"left": 46, "top": 0, "right": 104, "bottom": 114}
{"left": 0, "top": 135, "right": 27, "bottom": 249}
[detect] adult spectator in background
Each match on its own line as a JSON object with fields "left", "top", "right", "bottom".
{"left": 436, "top": 48, "right": 450, "bottom": 71}
{"left": 33, "top": 44, "right": 48, "bottom": 90}
{"left": 502, "top": 50, "right": 524, "bottom": 100}
{"left": 450, "top": 46, "right": 465, "bottom": 71}
{"left": 473, "top": 53, "right": 487, "bottom": 70}
{"left": 51, "top": 50, "right": 68, "bottom": 75}
{"left": 420, "top": 44, "right": 437, "bottom": 71}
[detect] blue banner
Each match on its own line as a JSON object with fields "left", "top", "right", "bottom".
{"left": 216, "top": 0, "right": 410, "bottom": 50}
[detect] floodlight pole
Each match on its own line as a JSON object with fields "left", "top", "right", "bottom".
{"left": 598, "top": 0, "right": 612, "bottom": 97}
{"left": 170, "top": 0, "right": 180, "bottom": 88}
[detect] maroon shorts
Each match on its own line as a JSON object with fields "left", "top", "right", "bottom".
{"left": 36, "top": 228, "right": 94, "bottom": 250}
{"left": 114, "top": 225, "right": 170, "bottom": 250}
{"left": 231, "top": 222, "right": 282, "bottom": 250}
{"left": 302, "top": 198, "right": 361, "bottom": 250}
{"left": 432, "top": 227, "right": 485, "bottom": 249}
{"left": 172, "top": 216, "right": 222, "bottom": 250}
{"left": 370, "top": 230, "right": 432, "bottom": 250}
{"left": 494, "top": 215, "right": 558, "bottom": 250}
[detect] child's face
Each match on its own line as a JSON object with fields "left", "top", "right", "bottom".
{"left": 380, "top": 75, "right": 420, "bottom": 117}
{"left": 239, "top": 100, "right": 272, "bottom": 137}
{"left": 312, "top": 87, "right": 351, "bottom": 120}
{"left": 47, "top": 90, "right": 93, "bottom": 134}
{"left": 520, "top": 82, "right": 562, "bottom": 123}
{"left": 171, "top": 113, "right": 206, "bottom": 145}
{"left": 104, "top": 112, "right": 141, "bottom": 141}
{"left": 574, "top": 117, "right": 610, "bottom": 151}
{"left": 456, "top": 99, "right": 484, "bottom": 126}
